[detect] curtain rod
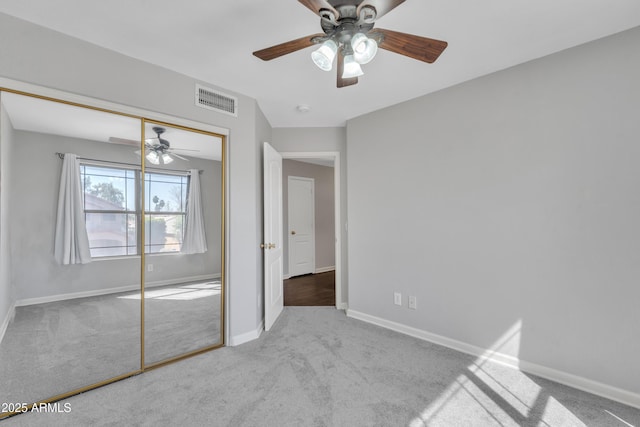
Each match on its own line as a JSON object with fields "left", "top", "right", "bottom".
{"left": 55, "top": 152, "right": 202, "bottom": 174}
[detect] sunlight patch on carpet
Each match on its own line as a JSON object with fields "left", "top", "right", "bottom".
{"left": 409, "top": 320, "right": 588, "bottom": 426}
{"left": 118, "top": 282, "right": 220, "bottom": 301}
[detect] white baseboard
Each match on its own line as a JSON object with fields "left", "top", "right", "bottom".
{"left": 15, "top": 274, "right": 221, "bottom": 307}
{"left": 346, "top": 309, "right": 640, "bottom": 410}
{"left": 0, "top": 303, "right": 15, "bottom": 344}
{"left": 337, "top": 302, "right": 348, "bottom": 310}
{"left": 228, "top": 320, "right": 264, "bottom": 346}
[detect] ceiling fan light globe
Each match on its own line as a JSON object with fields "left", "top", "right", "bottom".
{"left": 161, "top": 153, "right": 173, "bottom": 164}
{"left": 311, "top": 40, "right": 337, "bottom": 71}
{"left": 351, "top": 33, "right": 378, "bottom": 64}
{"left": 342, "top": 54, "right": 364, "bottom": 79}
{"left": 146, "top": 151, "right": 160, "bottom": 165}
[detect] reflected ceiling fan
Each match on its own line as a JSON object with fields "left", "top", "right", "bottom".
{"left": 142, "top": 127, "right": 193, "bottom": 165}
{"left": 253, "top": 0, "right": 448, "bottom": 88}
{"left": 109, "top": 126, "right": 197, "bottom": 165}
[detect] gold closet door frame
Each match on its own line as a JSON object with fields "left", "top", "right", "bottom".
{"left": 141, "top": 118, "right": 226, "bottom": 370}
{"left": 0, "top": 87, "right": 226, "bottom": 419}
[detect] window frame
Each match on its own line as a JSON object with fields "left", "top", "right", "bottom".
{"left": 144, "top": 170, "right": 189, "bottom": 255}
{"left": 80, "top": 160, "right": 189, "bottom": 259}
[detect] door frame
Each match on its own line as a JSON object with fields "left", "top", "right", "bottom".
{"left": 280, "top": 151, "right": 342, "bottom": 309}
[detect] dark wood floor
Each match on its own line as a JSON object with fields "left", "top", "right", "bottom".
{"left": 284, "top": 271, "right": 335, "bottom": 306}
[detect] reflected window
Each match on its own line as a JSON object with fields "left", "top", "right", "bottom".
{"left": 80, "top": 164, "right": 188, "bottom": 257}
{"left": 144, "top": 172, "right": 188, "bottom": 254}
{"left": 81, "top": 165, "right": 137, "bottom": 257}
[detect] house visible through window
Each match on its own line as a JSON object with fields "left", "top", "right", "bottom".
{"left": 81, "top": 164, "right": 188, "bottom": 258}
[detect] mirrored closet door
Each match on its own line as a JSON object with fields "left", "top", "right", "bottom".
{"left": 0, "top": 90, "right": 226, "bottom": 418}
{"left": 0, "top": 91, "right": 142, "bottom": 412}
{"left": 142, "top": 120, "right": 224, "bottom": 367}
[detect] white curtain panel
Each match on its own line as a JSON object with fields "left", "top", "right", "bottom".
{"left": 181, "top": 169, "right": 207, "bottom": 254}
{"left": 54, "top": 153, "right": 92, "bottom": 264}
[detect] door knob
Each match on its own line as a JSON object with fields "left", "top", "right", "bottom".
{"left": 260, "top": 243, "right": 276, "bottom": 249}
{"left": 291, "top": 230, "right": 296, "bottom": 235}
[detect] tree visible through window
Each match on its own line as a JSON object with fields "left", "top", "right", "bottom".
{"left": 80, "top": 164, "right": 188, "bottom": 258}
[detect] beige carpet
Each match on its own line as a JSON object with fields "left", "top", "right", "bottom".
{"left": 2, "top": 307, "right": 638, "bottom": 426}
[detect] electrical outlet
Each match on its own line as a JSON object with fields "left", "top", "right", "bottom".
{"left": 394, "top": 292, "right": 402, "bottom": 306}
{"left": 408, "top": 296, "right": 417, "bottom": 310}
{"left": 147, "top": 264, "right": 154, "bottom": 272}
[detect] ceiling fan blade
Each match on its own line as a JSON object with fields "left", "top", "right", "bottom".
{"left": 298, "top": 0, "right": 340, "bottom": 18}
{"left": 108, "top": 137, "right": 140, "bottom": 146}
{"left": 169, "top": 148, "right": 200, "bottom": 152}
{"left": 171, "top": 153, "right": 190, "bottom": 161}
{"left": 336, "top": 50, "right": 358, "bottom": 88}
{"left": 357, "top": 0, "right": 406, "bottom": 20}
{"left": 253, "top": 33, "right": 325, "bottom": 61}
{"left": 371, "top": 28, "right": 447, "bottom": 63}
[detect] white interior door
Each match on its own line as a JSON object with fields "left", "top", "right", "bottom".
{"left": 288, "top": 176, "right": 315, "bottom": 277}
{"left": 263, "top": 142, "right": 283, "bottom": 331}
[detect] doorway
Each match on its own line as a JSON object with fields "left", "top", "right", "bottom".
{"left": 280, "top": 152, "right": 342, "bottom": 308}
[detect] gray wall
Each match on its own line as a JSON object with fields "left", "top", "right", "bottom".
{"left": 0, "top": 97, "right": 15, "bottom": 333}
{"left": 346, "top": 26, "right": 640, "bottom": 395}
{"left": 9, "top": 129, "right": 221, "bottom": 301}
{"left": 271, "top": 127, "right": 348, "bottom": 305}
{"left": 282, "top": 160, "right": 335, "bottom": 276}
{"left": 0, "top": 12, "right": 267, "bottom": 342}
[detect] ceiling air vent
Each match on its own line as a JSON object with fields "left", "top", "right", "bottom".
{"left": 195, "top": 84, "right": 238, "bottom": 117}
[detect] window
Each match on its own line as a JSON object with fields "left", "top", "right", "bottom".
{"left": 144, "top": 172, "right": 188, "bottom": 254}
{"left": 81, "top": 165, "right": 137, "bottom": 257}
{"left": 81, "top": 164, "right": 188, "bottom": 258}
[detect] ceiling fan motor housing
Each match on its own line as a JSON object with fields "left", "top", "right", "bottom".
{"left": 150, "top": 126, "right": 171, "bottom": 151}
{"left": 321, "top": 5, "right": 375, "bottom": 38}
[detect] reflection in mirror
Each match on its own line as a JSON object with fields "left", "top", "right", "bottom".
{"left": 142, "top": 121, "right": 223, "bottom": 366}
{"left": 0, "top": 92, "right": 141, "bottom": 415}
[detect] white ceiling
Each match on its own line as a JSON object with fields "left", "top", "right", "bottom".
{"left": 1, "top": 1, "right": 639, "bottom": 128}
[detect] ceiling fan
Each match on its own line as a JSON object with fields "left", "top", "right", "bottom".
{"left": 253, "top": 0, "right": 448, "bottom": 88}
{"left": 110, "top": 126, "right": 196, "bottom": 165}
{"left": 142, "top": 127, "right": 193, "bottom": 165}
